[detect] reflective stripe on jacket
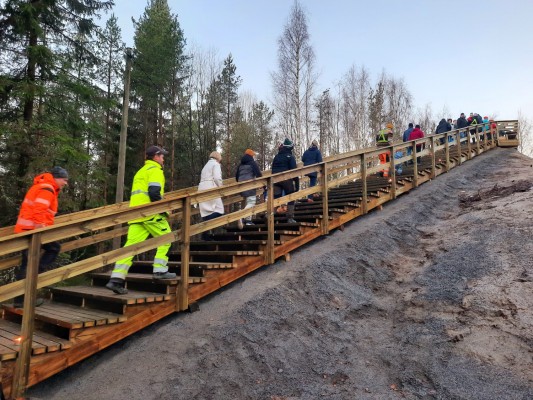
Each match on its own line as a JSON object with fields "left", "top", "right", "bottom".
{"left": 129, "top": 160, "right": 165, "bottom": 223}
{"left": 14, "top": 173, "right": 59, "bottom": 233}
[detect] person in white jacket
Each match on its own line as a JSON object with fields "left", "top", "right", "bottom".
{"left": 198, "top": 151, "right": 224, "bottom": 240}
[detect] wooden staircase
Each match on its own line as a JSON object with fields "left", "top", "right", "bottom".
{"left": 0, "top": 128, "right": 500, "bottom": 398}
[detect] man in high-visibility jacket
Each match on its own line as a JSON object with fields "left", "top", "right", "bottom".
{"left": 106, "top": 146, "right": 176, "bottom": 294}
{"left": 13, "top": 166, "right": 69, "bottom": 307}
{"left": 376, "top": 123, "right": 393, "bottom": 178}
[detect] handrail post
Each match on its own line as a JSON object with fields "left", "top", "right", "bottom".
{"left": 476, "top": 126, "right": 481, "bottom": 155}
{"left": 430, "top": 137, "right": 436, "bottom": 178}
{"left": 467, "top": 129, "right": 472, "bottom": 159}
{"left": 412, "top": 142, "right": 418, "bottom": 187}
{"left": 178, "top": 197, "right": 190, "bottom": 311}
{"left": 11, "top": 233, "right": 41, "bottom": 399}
{"left": 457, "top": 130, "right": 462, "bottom": 165}
{"left": 444, "top": 134, "right": 450, "bottom": 172}
{"left": 266, "top": 177, "right": 275, "bottom": 264}
{"left": 320, "top": 162, "right": 329, "bottom": 235}
{"left": 390, "top": 145, "right": 397, "bottom": 199}
{"left": 360, "top": 154, "right": 368, "bottom": 214}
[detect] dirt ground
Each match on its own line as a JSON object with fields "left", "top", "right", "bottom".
{"left": 28, "top": 147, "right": 533, "bottom": 400}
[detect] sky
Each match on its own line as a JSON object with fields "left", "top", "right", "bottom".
{"left": 105, "top": 0, "right": 533, "bottom": 124}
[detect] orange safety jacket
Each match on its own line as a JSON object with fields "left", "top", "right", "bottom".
{"left": 14, "top": 173, "right": 60, "bottom": 233}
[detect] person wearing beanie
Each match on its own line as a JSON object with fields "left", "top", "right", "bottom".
{"left": 12, "top": 166, "right": 69, "bottom": 307}
{"left": 197, "top": 151, "right": 225, "bottom": 240}
{"left": 271, "top": 138, "right": 298, "bottom": 223}
{"left": 301, "top": 140, "right": 323, "bottom": 201}
{"left": 106, "top": 145, "right": 176, "bottom": 295}
{"left": 236, "top": 149, "right": 262, "bottom": 227}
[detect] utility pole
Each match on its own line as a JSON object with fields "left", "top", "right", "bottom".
{"left": 113, "top": 48, "right": 133, "bottom": 249}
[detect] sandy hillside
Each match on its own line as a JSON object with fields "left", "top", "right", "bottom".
{"left": 28, "top": 147, "right": 533, "bottom": 400}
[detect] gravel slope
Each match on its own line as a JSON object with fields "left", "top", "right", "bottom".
{"left": 28, "top": 147, "right": 533, "bottom": 400}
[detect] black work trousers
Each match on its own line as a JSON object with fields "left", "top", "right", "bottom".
{"left": 16, "top": 241, "right": 61, "bottom": 281}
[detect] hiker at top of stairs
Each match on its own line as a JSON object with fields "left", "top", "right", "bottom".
{"left": 408, "top": 124, "right": 425, "bottom": 165}
{"left": 435, "top": 118, "right": 452, "bottom": 145}
{"left": 236, "top": 149, "right": 262, "bottom": 228}
{"left": 271, "top": 138, "right": 298, "bottom": 224}
{"left": 106, "top": 146, "right": 176, "bottom": 295}
{"left": 198, "top": 151, "right": 224, "bottom": 240}
{"left": 12, "top": 166, "right": 69, "bottom": 308}
{"left": 301, "top": 139, "right": 323, "bottom": 202}
{"left": 376, "top": 123, "right": 394, "bottom": 178}
{"left": 456, "top": 112, "right": 469, "bottom": 139}
{"left": 403, "top": 122, "right": 414, "bottom": 164}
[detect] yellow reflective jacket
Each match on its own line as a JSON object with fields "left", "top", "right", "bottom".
{"left": 129, "top": 160, "right": 165, "bottom": 223}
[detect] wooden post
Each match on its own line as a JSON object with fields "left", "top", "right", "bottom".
{"left": 11, "top": 233, "right": 41, "bottom": 399}
{"left": 113, "top": 48, "right": 133, "bottom": 250}
{"left": 361, "top": 154, "right": 368, "bottom": 214}
{"left": 412, "top": 142, "right": 418, "bottom": 187}
{"left": 320, "top": 162, "right": 329, "bottom": 235}
{"left": 457, "top": 130, "right": 462, "bottom": 165}
{"left": 178, "top": 197, "right": 190, "bottom": 311}
{"left": 490, "top": 123, "right": 495, "bottom": 148}
{"left": 476, "top": 126, "right": 481, "bottom": 155}
{"left": 266, "top": 177, "right": 275, "bottom": 264}
{"left": 467, "top": 129, "right": 472, "bottom": 159}
{"left": 444, "top": 134, "right": 450, "bottom": 172}
{"left": 430, "top": 137, "right": 436, "bottom": 178}
{"left": 390, "top": 145, "right": 397, "bottom": 199}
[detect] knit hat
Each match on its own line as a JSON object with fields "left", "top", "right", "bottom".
{"left": 146, "top": 145, "right": 168, "bottom": 157}
{"left": 50, "top": 166, "right": 68, "bottom": 179}
{"left": 311, "top": 140, "right": 318, "bottom": 147}
{"left": 245, "top": 149, "right": 256, "bottom": 157}
{"left": 283, "top": 138, "right": 294, "bottom": 148}
{"left": 386, "top": 123, "right": 394, "bottom": 129}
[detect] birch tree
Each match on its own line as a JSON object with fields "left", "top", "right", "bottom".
{"left": 271, "top": 0, "right": 316, "bottom": 157}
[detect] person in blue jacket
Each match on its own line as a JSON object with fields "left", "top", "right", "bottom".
{"left": 301, "top": 139, "right": 323, "bottom": 201}
{"left": 271, "top": 138, "right": 298, "bottom": 223}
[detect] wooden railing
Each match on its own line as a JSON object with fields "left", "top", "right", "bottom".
{"left": 0, "top": 120, "right": 506, "bottom": 397}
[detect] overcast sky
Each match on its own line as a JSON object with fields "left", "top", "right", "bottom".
{"left": 106, "top": 0, "right": 532, "bottom": 123}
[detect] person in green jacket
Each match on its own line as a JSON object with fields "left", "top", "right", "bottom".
{"left": 106, "top": 145, "right": 176, "bottom": 294}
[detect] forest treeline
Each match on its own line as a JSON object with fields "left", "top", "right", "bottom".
{"left": 0, "top": 0, "right": 451, "bottom": 228}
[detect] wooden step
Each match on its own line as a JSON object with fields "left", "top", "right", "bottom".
{"left": 91, "top": 272, "right": 206, "bottom": 285}
{"left": 50, "top": 286, "right": 171, "bottom": 305}
{"left": 212, "top": 230, "right": 301, "bottom": 239}
{"left": 133, "top": 260, "right": 236, "bottom": 269}
{"left": 224, "top": 222, "right": 317, "bottom": 232}
{"left": 3, "top": 301, "right": 126, "bottom": 330}
{"left": 0, "top": 319, "right": 72, "bottom": 360}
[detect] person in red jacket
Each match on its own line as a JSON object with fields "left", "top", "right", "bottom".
{"left": 13, "top": 166, "right": 69, "bottom": 307}
{"left": 408, "top": 124, "right": 425, "bottom": 164}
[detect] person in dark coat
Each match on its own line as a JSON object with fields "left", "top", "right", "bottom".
{"left": 456, "top": 113, "right": 469, "bottom": 139}
{"left": 271, "top": 138, "right": 298, "bottom": 223}
{"left": 301, "top": 139, "right": 323, "bottom": 201}
{"left": 435, "top": 118, "right": 452, "bottom": 144}
{"left": 235, "top": 149, "right": 262, "bottom": 227}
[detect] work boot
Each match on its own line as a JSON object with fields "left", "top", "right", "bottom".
{"left": 153, "top": 271, "right": 177, "bottom": 279}
{"left": 287, "top": 204, "right": 297, "bottom": 224}
{"left": 105, "top": 279, "right": 128, "bottom": 294}
{"left": 13, "top": 296, "right": 44, "bottom": 308}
